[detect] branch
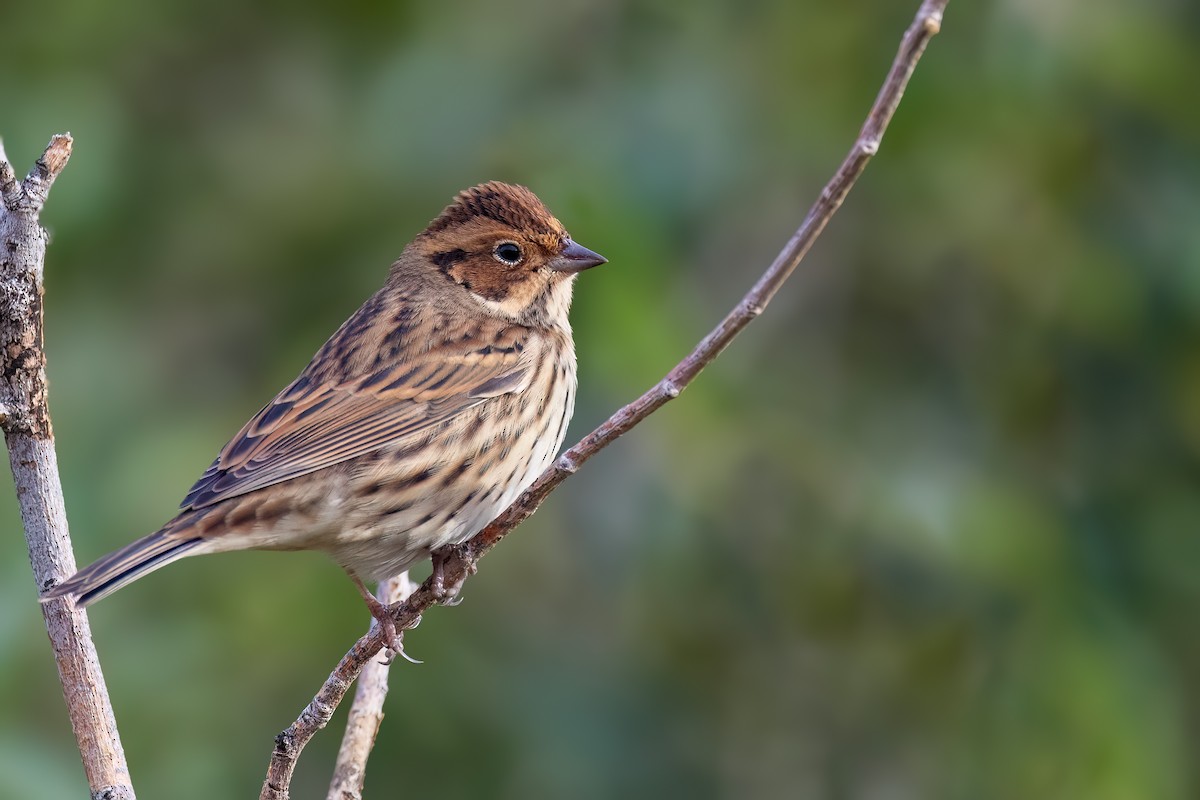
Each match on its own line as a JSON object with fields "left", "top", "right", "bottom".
{"left": 1, "top": 134, "right": 138, "bottom": 799}
{"left": 263, "top": 0, "right": 949, "bottom": 794}
{"left": 260, "top": 612, "right": 419, "bottom": 800}
{"left": 327, "top": 573, "right": 414, "bottom": 800}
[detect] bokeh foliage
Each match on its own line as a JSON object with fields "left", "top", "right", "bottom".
{"left": 2, "top": 0, "right": 1199, "bottom": 797}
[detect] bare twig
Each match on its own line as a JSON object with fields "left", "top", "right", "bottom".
{"left": 260, "top": 609, "right": 421, "bottom": 800}
{"left": 327, "top": 573, "right": 414, "bottom": 800}
{"left": 264, "top": 1, "right": 949, "bottom": 794}
{"left": 1, "top": 134, "right": 137, "bottom": 799}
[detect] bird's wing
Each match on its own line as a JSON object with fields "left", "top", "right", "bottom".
{"left": 180, "top": 325, "right": 535, "bottom": 511}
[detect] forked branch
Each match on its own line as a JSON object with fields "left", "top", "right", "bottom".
{"left": 261, "top": 1, "right": 951, "bottom": 797}
{"left": 1, "top": 134, "right": 137, "bottom": 799}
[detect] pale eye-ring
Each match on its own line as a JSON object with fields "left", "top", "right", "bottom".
{"left": 493, "top": 241, "right": 523, "bottom": 266}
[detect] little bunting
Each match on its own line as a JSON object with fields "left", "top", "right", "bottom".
{"left": 43, "top": 181, "right": 606, "bottom": 652}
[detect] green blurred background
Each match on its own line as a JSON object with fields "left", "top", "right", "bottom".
{"left": 3, "top": 0, "right": 1199, "bottom": 797}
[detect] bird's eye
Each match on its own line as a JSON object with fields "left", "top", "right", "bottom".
{"left": 493, "top": 241, "right": 523, "bottom": 266}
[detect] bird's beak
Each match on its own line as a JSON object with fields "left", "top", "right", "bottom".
{"left": 547, "top": 240, "right": 607, "bottom": 273}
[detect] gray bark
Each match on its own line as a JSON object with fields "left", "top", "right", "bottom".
{"left": 0, "top": 134, "right": 136, "bottom": 800}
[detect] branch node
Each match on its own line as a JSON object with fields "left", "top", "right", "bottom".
{"left": 661, "top": 379, "right": 681, "bottom": 398}
{"left": 859, "top": 137, "right": 880, "bottom": 156}
{"left": 555, "top": 452, "right": 579, "bottom": 474}
{"left": 91, "top": 786, "right": 136, "bottom": 800}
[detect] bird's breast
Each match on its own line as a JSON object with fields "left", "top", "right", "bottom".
{"left": 329, "top": 335, "right": 578, "bottom": 579}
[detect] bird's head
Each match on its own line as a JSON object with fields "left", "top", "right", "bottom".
{"left": 411, "top": 181, "right": 606, "bottom": 326}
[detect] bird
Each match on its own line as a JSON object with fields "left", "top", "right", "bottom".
{"left": 41, "top": 181, "right": 606, "bottom": 655}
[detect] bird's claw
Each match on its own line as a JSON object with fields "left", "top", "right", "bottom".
{"left": 373, "top": 614, "right": 424, "bottom": 665}
{"left": 379, "top": 640, "right": 423, "bottom": 666}
{"left": 430, "top": 547, "right": 476, "bottom": 606}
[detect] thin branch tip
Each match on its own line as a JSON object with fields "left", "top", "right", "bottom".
{"left": 41, "top": 134, "right": 74, "bottom": 177}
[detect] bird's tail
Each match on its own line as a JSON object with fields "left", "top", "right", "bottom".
{"left": 40, "top": 528, "right": 204, "bottom": 608}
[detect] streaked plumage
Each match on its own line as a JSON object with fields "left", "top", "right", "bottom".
{"left": 42, "top": 181, "right": 605, "bottom": 650}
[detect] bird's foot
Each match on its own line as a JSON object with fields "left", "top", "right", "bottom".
{"left": 430, "top": 547, "right": 475, "bottom": 606}
{"left": 372, "top": 607, "right": 427, "bottom": 665}
{"left": 350, "top": 574, "right": 422, "bottom": 665}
